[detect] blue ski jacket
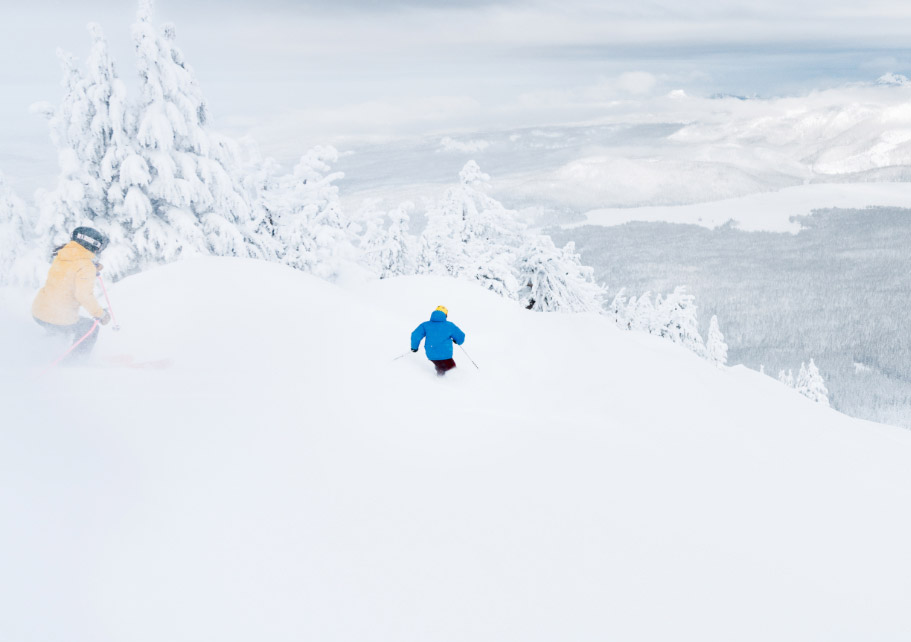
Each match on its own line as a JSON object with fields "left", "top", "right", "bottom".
{"left": 411, "top": 310, "right": 466, "bottom": 360}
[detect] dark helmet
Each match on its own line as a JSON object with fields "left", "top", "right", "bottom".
{"left": 72, "top": 227, "right": 108, "bottom": 254}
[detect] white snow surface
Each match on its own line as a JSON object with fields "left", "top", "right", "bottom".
{"left": 564, "top": 182, "right": 911, "bottom": 232}
{"left": 2, "top": 258, "right": 911, "bottom": 641}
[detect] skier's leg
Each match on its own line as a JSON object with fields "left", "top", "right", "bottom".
{"left": 67, "top": 318, "right": 100, "bottom": 362}
{"left": 432, "top": 358, "right": 457, "bottom": 375}
{"left": 34, "top": 316, "right": 98, "bottom": 364}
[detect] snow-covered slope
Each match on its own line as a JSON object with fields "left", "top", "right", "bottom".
{"left": 2, "top": 258, "right": 911, "bottom": 642}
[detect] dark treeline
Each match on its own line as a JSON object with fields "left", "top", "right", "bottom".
{"left": 551, "top": 207, "right": 911, "bottom": 428}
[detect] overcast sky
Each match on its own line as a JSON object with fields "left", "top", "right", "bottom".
{"left": 3, "top": 0, "right": 911, "bottom": 190}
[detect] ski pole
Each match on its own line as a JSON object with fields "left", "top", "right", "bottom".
{"left": 457, "top": 343, "right": 479, "bottom": 370}
{"left": 97, "top": 274, "right": 121, "bottom": 331}
{"left": 392, "top": 352, "right": 410, "bottom": 361}
{"left": 38, "top": 320, "right": 100, "bottom": 377}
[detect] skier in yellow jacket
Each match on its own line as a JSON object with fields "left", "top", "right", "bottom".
{"left": 32, "top": 227, "right": 111, "bottom": 361}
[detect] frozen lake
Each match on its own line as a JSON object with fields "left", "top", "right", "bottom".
{"left": 553, "top": 206, "right": 911, "bottom": 428}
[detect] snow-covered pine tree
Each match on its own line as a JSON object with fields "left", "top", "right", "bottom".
{"left": 626, "top": 292, "right": 655, "bottom": 333}
{"left": 778, "top": 369, "right": 795, "bottom": 388}
{"left": 361, "top": 201, "right": 418, "bottom": 279}
{"left": 32, "top": 24, "right": 135, "bottom": 276}
{"left": 357, "top": 200, "right": 386, "bottom": 274}
{"left": 466, "top": 244, "right": 519, "bottom": 299}
{"left": 240, "top": 149, "right": 283, "bottom": 262}
{"left": 263, "top": 146, "right": 358, "bottom": 280}
{"left": 420, "top": 160, "right": 523, "bottom": 295}
{"left": 516, "top": 235, "right": 604, "bottom": 312}
{"left": 706, "top": 314, "right": 728, "bottom": 367}
{"left": 81, "top": 23, "right": 136, "bottom": 276}
{"left": 0, "top": 173, "right": 43, "bottom": 287}
{"left": 32, "top": 48, "right": 106, "bottom": 258}
{"left": 420, "top": 161, "right": 489, "bottom": 276}
{"left": 86, "top": 23, "right": 132, "bottom": 183}
{"left": 383, "top": 202, "right": 418, "bottom": 277}
{"left": 608, "top": 288, "right": 630, "bottom": 328}
{"left": 656, "top": 286, "right": 705, "bottom": 356}
{"left": 796, "top": 359, "right": 830, "bottom": 406}
{"left": 123, "top": 1, "right": 264, "bottom": 274}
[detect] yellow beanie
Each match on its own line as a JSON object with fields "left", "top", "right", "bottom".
{"left": 435, "top": 305, "right": 449, "bottom": 316}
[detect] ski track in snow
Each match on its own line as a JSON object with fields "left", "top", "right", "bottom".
{"left": 1, "top": 258, "right": 911, "bottom": 642}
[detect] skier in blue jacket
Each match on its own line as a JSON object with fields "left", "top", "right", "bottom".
{"left": 411, "top": 305, "right": 466, "bottom": 376}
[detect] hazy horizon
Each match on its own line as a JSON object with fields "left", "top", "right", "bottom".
{"left": 4, "top": 0, "right": 911, "bottom": 195}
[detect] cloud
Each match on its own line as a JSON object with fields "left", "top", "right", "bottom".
{"left": 242, "top": 95, "right": 484, "bottom": 162}
{"left": 144, "top": 0, "right": 911, "bottom": 60}
{"left": 615, "top": 72, "right": 658, "bottom": 95}
{"left": 439, "top": 136, "right": 490, "bottom": 153}
{"left": 515, "top": 72, "right": 663, "bottom": 111}
{"left": 8, "top": 0, "right": 911, "bottom": 191}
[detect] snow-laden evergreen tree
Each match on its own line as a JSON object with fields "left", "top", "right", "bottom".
{"left": 420, "top": 160, "right": 523, "bottom": 295}
{"left": 626, "top": 292, "right": 656, "bottom": 333}
{"left": 417, "top": 161, "right": 606, "bottom": 310}
{"left": 120, "top": 1, "right": 265, "bottom": 274}
{"left": 81, "top": 23, "right": 136, "bottom": 275}
{"left": 620, "top": 287, "right": 717, "bottom": 359}
{"left": 357, "top": 200, "right": 386, "bottom": 273}
{"left": 778, "top": 369, "right": 795, "bottom": 388}
{"left": 706, "top": 315, "right": 728, "bottom": 367}
{"left": 608, "top": 288, "right": 630, "bottom": 328}
{"left": 85, "top": 23, "right": 132, "bottom": 182}
{"left": 261, "top": 146, "right": 358, "bottom": 280}
{"left": 655, "top": 286, "right": 705, "bottom": 356}
{"left": 32, "top": 48, "right": 106, "bottom": 257}
{"left": 240, "top": 149, "right": 283, "bottom": 261}
{"left": 28, "top": 7, "right": 272, "bottom": 280}
{"left": 361, "top": 201, "right": 418, "bottom": 278}
{"left": 0, "top": 173, "right": 43, "bottom": 287}
{"left": 467, "top": 244, "right": 520, "bottom": 299}
{"left": 32, "top": 24, "right": 134, "bottom": 274}
{"left": 796, "top": 359, "right": 830, "bottom": 406}
{"left": 516, "top": 236, "right": 604, "bottom": 312}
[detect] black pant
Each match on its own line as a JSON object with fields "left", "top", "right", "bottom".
{"left": 431, "top": 358, "right": 456, "bottom": 375}
{"left": 34, "top": 317, "right": 99, "bottom": 362}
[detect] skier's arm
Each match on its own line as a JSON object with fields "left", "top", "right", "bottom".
{"left": 74, "top": 264, "right": 105, "bottom": 319}
{"left": 410, "top": 324, "right": 426, "bottom": 351}
{"left": 450, "top": 324, "right": 465, "bottom": 345}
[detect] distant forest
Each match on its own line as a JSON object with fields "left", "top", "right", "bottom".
{"left": 552, "top": 207, "right": 911, "bottom": 429}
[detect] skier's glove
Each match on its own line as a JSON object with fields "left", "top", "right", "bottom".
{"left": 95, "top": 263, "right": 104, "bottom": 275}
{"left": 98, "top": 311, "right": 111, "bottom": 326}
{"left": 411, "top": 348, "right": 418, "bottom": 352}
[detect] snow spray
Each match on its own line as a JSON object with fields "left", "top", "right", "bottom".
{"left": 37, "top": 319, "right": 100, "bottom": 376}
